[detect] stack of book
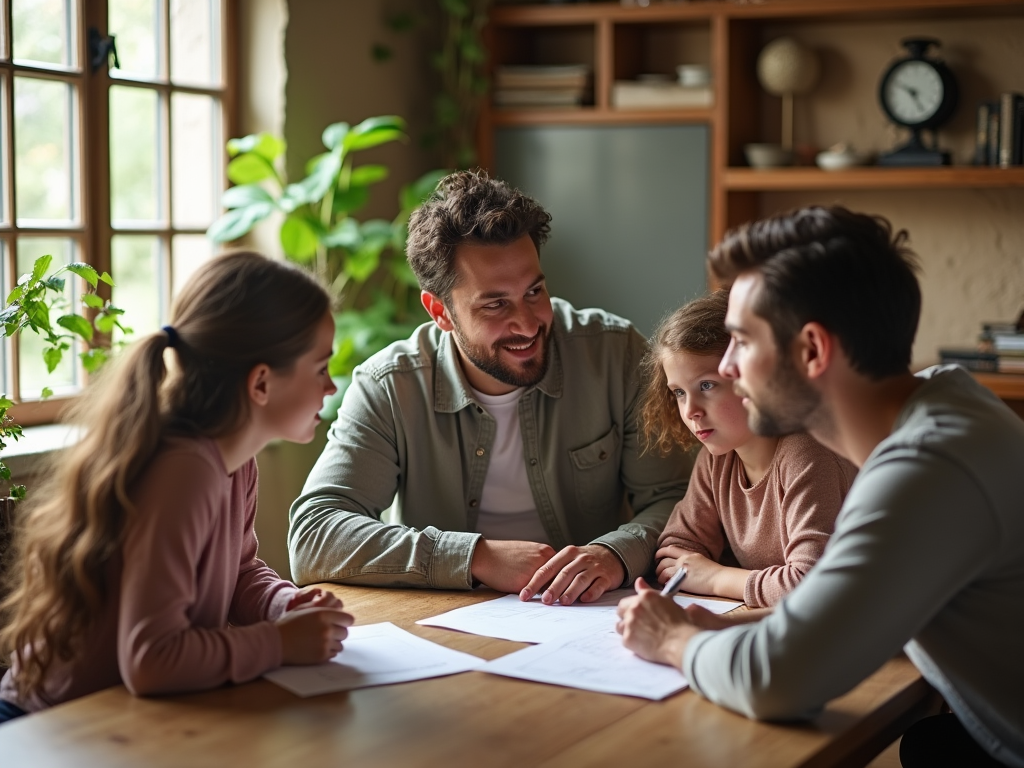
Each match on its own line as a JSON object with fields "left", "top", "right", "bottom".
{"left": 974, "top": 93, "right": 1024, "bottom": 167}
{"left": 493, "top": 65, "right": 591, "bottom": 109}
{"left": 939, "top": 319, "right": 1024, "bottom": 373}
{"left": 611, "top": 79, "right": 713, "bottom": 110}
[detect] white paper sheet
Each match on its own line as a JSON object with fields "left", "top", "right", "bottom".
{"left": 263, "top": 622, "right": 485, "bottom": 697}
{"left": 416, "top": 588, "right": 740, "bottom": 644}
{"left": 482, "top": 627, "right": 688, "bottom": 700}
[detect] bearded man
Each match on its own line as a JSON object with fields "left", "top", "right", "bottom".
{"left": 289, "top": 170, "right": 691, "bottom": 605}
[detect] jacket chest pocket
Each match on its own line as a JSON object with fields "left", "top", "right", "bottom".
{"left": 569, "top": 425, "right": 621, "bottom": 516}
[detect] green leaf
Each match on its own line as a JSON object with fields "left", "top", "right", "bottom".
{"left": 390, "top": 255, "right": 421, "bottom": 288}
{"left": 95, "top": 313, "right": 117, "bottom": 334}
{"left": 440, "top": 0, "right": 469, "bottom": 19}
{"left": 222, "top": 184, "right": 275, "bottom": 209}
{"left": 6, "top": 284, "right": 24, "bottom": 304}
{"left": 44, "top": 276, "right": 67, "bottom": 293}
{"left": 206, "top": 202, "right": 275, "bottom": 243}
{"left": 371, "top": 43, "right": 393, "bottom": 62}
{"left": 40, "top": 386, "right": 53, "bottom": 400}
{"left": 345, "top": 244, "right": 384, "bottom": 283}
{"left": 227, "top": 132, "right": 286, "bottom": 162}
{"left": 0, "top": 465, "right": 9, "bottom": 482}
{"left": 332, "top": 186, "right": 370, "bottom": 216}
{"left": 65, "top": 262, "right": 99, "bottom": 288}
{"left": 80, "top": 347, "right": 109, "bottom": 373}
{"left": 9, "top": 485, "right": 26, "bottom": 500}
{"left": 344, "top": 127, "right": 406, "bottom": 152}
{"left": 280, "top": 216, "right": 321, "bottom": 262}
{"left": 280, "top": 151, "right": 342, "bottom": 211}
{"left": 321, "top": 122, "right": 351, "bottom": 151}
{"left": 0, "top": 396, "right": 14, "bottom": 409}
{"left": 401, "top": 169, "right": 448, "bottom": 212}
{"left": 350, "top": 164, "right": 389, "bottom": 187}
{"left": 361, "top": 219, "right": 393, "bottom": 242}
{"left": 43, "top": 346, "right": 63, "bottom": 373}
{"left": 57, "top": 314, "right": 94, "bottom": 342}
{"left": 25, "top": 301, "right": 51, "bottom": 331}
{"left": 31, "top": 255, "right": 53, "bottom": 282}
{"left": 82, "top": 294, "right": 105, "bottom": 309}
{"left": 328, "top": 336, "right": 356, "bottom": 377}
{"left": 322, "top": 218, "right": 361, "bottom": 250}
{"left": 385, "top": 12, "right": 417, "bottom": 32}
{"left": 434, "top": 93, "right": 459, "bottom": 128}
{"left": 227, "top": 153, "right": 276, "bottom": 185}
{"left": 99, "top": 272, "right": 115, "bottom": 287}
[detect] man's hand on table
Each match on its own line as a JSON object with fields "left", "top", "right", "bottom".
{"left": 471, "top": 539, "right": 556, "bottom": 594}
{"left": 285, "top": 585, "right": 345, "bottom": 612}
{"left": 518, "top": 544, "right": 626, "bottom": 606}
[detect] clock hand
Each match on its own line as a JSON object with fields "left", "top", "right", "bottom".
{"left": 899, "top": 83, "right": 924, "bottom": 110}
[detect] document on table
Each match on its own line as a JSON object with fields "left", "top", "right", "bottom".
{"left": 482, "top": 626, "right": 688, "bottom": 700}
{"left": 416, "top": 588, "right": 740, "bottom": 644}
{"left": 263, "top": 622, "right": 485, "bottom": 697}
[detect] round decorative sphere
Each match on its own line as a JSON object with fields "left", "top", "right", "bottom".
{"left": 756, "top": 37, "right": 820, "bottom": 95}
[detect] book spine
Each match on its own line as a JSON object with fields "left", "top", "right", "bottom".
{"left": 998, "top": 93, "right": 1022, "bottom": 169}
{"left": 975, "top": 102, "right": 991, "bottom": 165}
{"left": 1015, "top": 96, "right": 1024, "bottom": 165}
{"left": 988, "top": 108, "right": 1001, "bottom": 166}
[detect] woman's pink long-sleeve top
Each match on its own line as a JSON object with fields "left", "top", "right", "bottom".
{"left": 1, "top": 435, "right": 299, "bottom": 712}
{"left": 658, "top": 433, "right": 857, "bottom": 608}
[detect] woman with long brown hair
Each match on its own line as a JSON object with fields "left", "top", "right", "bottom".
{"left": 0, "top": 251, "right": 353, "bottom": 722}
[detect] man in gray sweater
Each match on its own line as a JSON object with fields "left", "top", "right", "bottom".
{"left": 617, "top": 206, "right": 1024, "bottom": 767}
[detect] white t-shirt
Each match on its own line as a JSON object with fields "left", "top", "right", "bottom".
{"left": 471, "top": 386, "right": 550, "bottom": 544}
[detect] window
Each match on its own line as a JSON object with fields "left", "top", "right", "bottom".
{"left": 0, "top": 0, "right": 234, "bottom": 424}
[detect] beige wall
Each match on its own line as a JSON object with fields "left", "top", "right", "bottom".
{"left": 755, "top": 17, "right": 1024, "bottom": 366}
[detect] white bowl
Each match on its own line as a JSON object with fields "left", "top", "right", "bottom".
{"left": 744, "top": 143, "right": 793, "bottom": 169}
{"left": 676, "top": 64, "right": 710, "bottom": 87}
{"left": 815, "top": 150, "right": 865, "bottom": 171}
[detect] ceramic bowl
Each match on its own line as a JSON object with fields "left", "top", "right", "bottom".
{"left": 744, "top": 143, "right": 793, "bottom": 169}
{"left": 815, "top": 150, "right": 867, "bottom": 171}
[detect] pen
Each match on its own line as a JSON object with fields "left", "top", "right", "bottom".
{"left": 660, "top": 568, "right": 688, "bottom": 598}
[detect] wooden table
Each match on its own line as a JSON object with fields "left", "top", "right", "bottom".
{"left": 0, "top": 585, "right": 938, "bottom": 768}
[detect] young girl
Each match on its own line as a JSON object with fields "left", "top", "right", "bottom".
{"left": 0, "top": 251, "right": 353, "bottom": 723}
{"left": 639, "top": 290, "right": 856, "bottom": 608}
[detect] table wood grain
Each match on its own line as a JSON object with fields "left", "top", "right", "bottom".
{"left": 0, "top": 584, "right": 939, "bottom": 768}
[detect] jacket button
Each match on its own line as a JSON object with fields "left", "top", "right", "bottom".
{"left": 599, "top": 451, "right": 608, "bottom": 460}
{"left": 469, "top": 499, "right": 479, "bottom": 507}
{"left": 476, "top": 447, "right": 485, "bottom": 456}
{"left": 530, "top": 458, "right": 538, "bottom": 466}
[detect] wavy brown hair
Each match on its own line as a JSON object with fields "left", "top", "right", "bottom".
{"left": 638, "top": 290, "right": 731, "bottom": 455}
{"left": 0, "top": 251, "right": 329, "bottom": 700}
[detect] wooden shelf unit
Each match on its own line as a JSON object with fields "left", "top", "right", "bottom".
{"left": 481, "top": 0, "right": 1024, "bottom": 245}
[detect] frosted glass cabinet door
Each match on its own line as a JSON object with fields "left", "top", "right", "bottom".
{"left": 495, "top": 124, "right": 708, "bottom": 338}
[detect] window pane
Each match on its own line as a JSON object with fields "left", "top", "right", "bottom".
{"left": 109, "top": 0, "right": 160, "bottom": 80}
{"left": 171, "top": 234, "right": 211, "bottom": 299}
{"left": 111, "top": 234, "right": 162, "bottom": 339}
{"left": 171, "top": 92, "right": 218, "bottom": 228}
{"left": 12, "top": 0, "right": 74, "bottom": 69}
{"left": 14, "top": 76, "right": 77, "bottom": 224}
{"left": 110, "top": 85, "right": 161, "bottom": 224}
{"left": 0, "top": 77, "right": 7, "bottom": 225}
{"left": 16, "top": 238, "right": 78, "bottom": 397}
{"left": 0, "top": 241, "right": 8, "bottom": 395}
{"left": 170, "top": 0, "right": 219, "bottom": 86}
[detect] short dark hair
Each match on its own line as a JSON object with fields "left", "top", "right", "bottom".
{"left": 405, "top": 169, "right": 552, "bottom": 303}
{"left": 708, "top": 206, "right": 921, "bottom": 379}
{"left": 639, "top": 290, "right": 731, "bottom": 454}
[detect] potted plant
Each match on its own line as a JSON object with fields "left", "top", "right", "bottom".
{"left": 207, "top": 114, "right": 447, "bottom": 416}
{"left": 0, "top": 257, "right": 126, "bottom": 593}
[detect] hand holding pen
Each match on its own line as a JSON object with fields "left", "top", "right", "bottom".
{"left": 660, "top": 567, "right": 688, "bottom": 598}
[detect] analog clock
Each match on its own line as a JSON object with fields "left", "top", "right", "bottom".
{"left": 878, "top": 38, "right": 958, "bottom": 166}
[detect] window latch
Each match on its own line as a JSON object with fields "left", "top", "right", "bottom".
{"left": 88, "top": 28, "right": 120, "bottom": 73}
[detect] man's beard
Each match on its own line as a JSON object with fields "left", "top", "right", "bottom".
{"left": 739, "top": 352, "right": 821, "bottom": 437}
{"left": 452, "top": 323, "right": 552, "bottom": 389}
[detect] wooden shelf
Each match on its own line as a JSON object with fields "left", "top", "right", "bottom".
{"left": 490, "top": 107, "right": 714, "bottom": 126}
{"left": 490, "top": 0, "right": 1024, "bottom": 26}
{"left": 971, "top": 372, "right": 1024, "bottom": 400}
{"left": 723, "top": 167, "right": 1024, "bottom": 192}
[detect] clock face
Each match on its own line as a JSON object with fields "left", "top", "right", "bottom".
{"left": 882, "top": 60, "right": 945, "bottom": 125}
